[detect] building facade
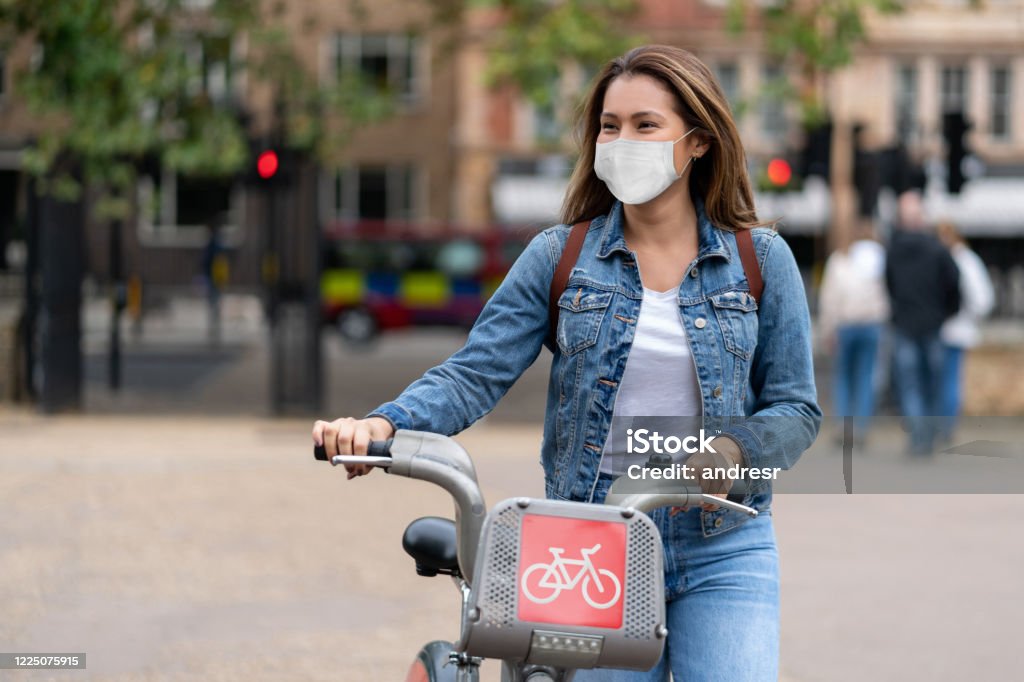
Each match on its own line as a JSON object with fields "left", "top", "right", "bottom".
{"left": 1, "top": 0, "right": 1023, "bottom": 290}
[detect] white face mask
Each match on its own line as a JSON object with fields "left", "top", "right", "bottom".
{"left": 593, "top": 127, "right": 698, "bottom": 205}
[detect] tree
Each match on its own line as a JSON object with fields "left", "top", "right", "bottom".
{"left": 0, "top": 0, "right": 394, "bottom": 216}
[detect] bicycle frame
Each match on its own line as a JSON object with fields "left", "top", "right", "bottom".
{"left": 325, "top": 429, "right": 757, "bottom": 682}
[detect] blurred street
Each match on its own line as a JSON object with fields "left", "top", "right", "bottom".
{"left": 78, "top": 294, "right": 552, "bottom": 421}
{"left": 78, "top": 292, "right": 1024, "bottom": 420}
{"left": 1, "top": 411, "right": 1020, "bottom": 681}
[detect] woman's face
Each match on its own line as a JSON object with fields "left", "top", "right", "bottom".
{"left": 598, "top": 74, "right": 707, "bottom": 177}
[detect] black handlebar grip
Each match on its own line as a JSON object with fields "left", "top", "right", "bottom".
{"left": 726, "top": 490, "right": 746, "bottom": 504}
{"left": 313, "top": 439, "right": 393, "bottom": 462}
{"left": 726, "top": 482, "right": 749, "bottom": 505}
{"left": 367, "top": 439, "right": 394, "bottom": 457}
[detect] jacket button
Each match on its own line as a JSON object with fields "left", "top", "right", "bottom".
{"left": 690, "top": 266, "right": 699, "bottom": 278}
{"left": 713, "top": 385, "right": 723, "bottom": 398}
{"left": 694, "top": 317, "right": 707, "bottom": 329}
{"left": 714, "top": 517, "right": 724, "bottom": 528}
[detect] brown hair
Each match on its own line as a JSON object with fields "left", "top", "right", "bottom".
{"left": 560, "top": 44, "right": 767, "bottom": 232}
{"left": 936, "top": 220, "right": 964, "bottom": 248}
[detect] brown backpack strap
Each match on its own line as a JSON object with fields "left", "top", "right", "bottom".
{"left": 735, "top": 228, "right": 763, "bottom": 304}
{"left": 548, "top": 220, "right": 591, "bottom": 349}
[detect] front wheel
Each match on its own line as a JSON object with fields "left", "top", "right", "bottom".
{"left": 337, "top": 307, "right": 378, "bottom": 345}
{"left": 405, "top": 640, "right": 458, "bottom": 682}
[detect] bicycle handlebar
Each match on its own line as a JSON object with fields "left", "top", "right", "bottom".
{"left": 609, "top": 491, "right": 758, "bottom": 517}
{"left": 313, "top": 439, "right": 393, "bottom": 462}
{"left": 314, "top": 431, "right": 486, "bottom": 582}
{"left": 313, "top": 430, "right": 759, "bottom": 584}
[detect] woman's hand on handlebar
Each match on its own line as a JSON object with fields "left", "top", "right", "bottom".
{"left": 670, "top": 436, "right": 743, "bottom": 514}
{"left": 312, "top": 417, "right": 395, "bottom": 479}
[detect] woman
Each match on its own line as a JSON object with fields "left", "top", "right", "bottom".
{"left": 314, "top": 45, "right": 820, "bottom": 681}
{"left": 818, "top": 221, "right": 889, "bottom": 444}
{"left": 936, "top": 221, "right": 994, "bottom": 442}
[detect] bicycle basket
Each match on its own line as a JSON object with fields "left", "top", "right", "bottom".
{"left": 458, "top": 497, "right": 665, "bottom": 671}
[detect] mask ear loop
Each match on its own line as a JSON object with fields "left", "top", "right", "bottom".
{"left": 673, "top": 126, "right": 698, "bottom": 144}
{"left": 672, "top": 126, "right": 699, "bottom": 178}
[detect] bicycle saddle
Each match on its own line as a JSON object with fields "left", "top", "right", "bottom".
{"left": 402, "top": 516, "right": 459, "bottom": 577}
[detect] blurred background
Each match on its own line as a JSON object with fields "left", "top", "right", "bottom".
{"left": 1, "top": 1, "right": 1022, "bottom": 680}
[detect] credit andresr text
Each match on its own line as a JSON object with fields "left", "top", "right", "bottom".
{"left": 625, "top": 428, "right": 781, "bottom": 481}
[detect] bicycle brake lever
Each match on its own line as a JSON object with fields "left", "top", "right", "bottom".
{"left": 330, "top": 455, "right": 393, "bottom": 468}
{"left": 700, "top": 494, "right": 758, "bottom": 517}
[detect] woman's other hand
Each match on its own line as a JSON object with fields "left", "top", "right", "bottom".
{"left": 671, "top": 436, "right": 744, "bottom": 513}
{"left": 312, "top": 417, "right": 395, "bottom": 480}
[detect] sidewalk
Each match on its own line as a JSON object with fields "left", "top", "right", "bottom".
{"left": 1, "top": 412, "right": 1019, "bottom": 680}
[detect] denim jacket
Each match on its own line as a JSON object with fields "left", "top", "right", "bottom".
{"left": 370, "top": 198, "right": 821, "bottom": 536}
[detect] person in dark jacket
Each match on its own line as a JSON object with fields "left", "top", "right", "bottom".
{"left": 884, "top": 191, "right": 960, "bottom": 454}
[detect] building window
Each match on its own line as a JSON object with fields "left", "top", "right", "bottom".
{"left": 760, "top": 64, "right": 786, "bottom": 138}
{"left": 183, "top": 34, "right": 235, "bottom": 105}
{"left": 137, "top": 169, "right": 240, "bottom": 246}
{"left": 894, "top": 63, "right": 918, "bottom": 143}
{"left": 331, "top": 33, "right": 421, "bottom": 106}
{"left": 990, "top": 65, "right": 1012, "bottom": 140}
{"left": 940, "top": 64, "right": 968, "bottom": 116}
{"left": 714, "top": 62, "right": 740, "bottom": 114}
{"left": 331, "top": 165, "right": 417, "bottom": 221}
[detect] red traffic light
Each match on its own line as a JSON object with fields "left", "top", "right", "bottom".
{"left": 257, "top": 150, "right": 279, "bottom": 180}
{"left": 767, "top": 158, "right": 792, "bottom": 187}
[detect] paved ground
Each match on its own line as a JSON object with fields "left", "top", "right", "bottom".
{"left": 1, "top": 412, "right": 1021, "bottom": 681}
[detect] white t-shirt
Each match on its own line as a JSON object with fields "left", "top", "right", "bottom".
{"left": 599, "top": 286, "right": 702, "bottom": 474}
{"left": 941, "top": 243, "right": 995, "bottom": 348}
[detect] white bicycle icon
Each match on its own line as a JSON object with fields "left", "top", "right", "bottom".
{"left": 520, "top": 543, "right": 623, "bottom": 609}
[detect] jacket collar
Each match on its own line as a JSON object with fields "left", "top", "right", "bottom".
{"left": 596, "top": 196, "right": 733, "bottom": 263}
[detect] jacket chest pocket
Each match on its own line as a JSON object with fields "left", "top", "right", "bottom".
{"left": 710, "top": 290, "right": 759, "bottom": 360}
{"left": 557, "top": 286, "right": 613, "bottom": 355}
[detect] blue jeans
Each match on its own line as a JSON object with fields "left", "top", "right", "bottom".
{"left": 939, "top": 345, "right": 965, "bottom": 441}
{"left": 890, "top": 329, "right": 945, "bottom": 453}
{"left": 832, "top": 323, "right": 882, "bottom": 435}
{"left": 573, "top": 475, "right": 779, "bottom": 682}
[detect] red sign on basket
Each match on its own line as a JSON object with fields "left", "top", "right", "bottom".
{"left": 517, "top": 514, "right": 626, "bottom": 629}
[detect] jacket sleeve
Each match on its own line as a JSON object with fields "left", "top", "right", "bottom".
{"left": 721, "top": 232, "right": 823, "bottom": 475}
{"left": 367, "top": 230, "right": 557, "bottom": 436}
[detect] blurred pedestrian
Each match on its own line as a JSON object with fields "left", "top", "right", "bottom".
{"left": 936, "top": 221, "right": 994, "bottom": 443}
{"left": 314, "top": 44, "right": 820, "bottom": 681}
{"left": 201, "top": 216, "right": 228, "bottom": 346}
{"left": 819, "top": 221, "right": 889, "bottom": 444}
{"left": 884, "top": 191, "right": 960, "bottom": 455}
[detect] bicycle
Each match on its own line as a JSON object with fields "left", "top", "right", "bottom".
{"left": 314, "top": 429, "right": 758, "bottom": 681}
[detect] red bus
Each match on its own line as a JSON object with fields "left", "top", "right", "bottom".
{"left": 321, "top": 223, "right": 532, "bottom": 344}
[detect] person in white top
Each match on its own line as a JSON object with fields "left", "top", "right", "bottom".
{"left": 817, "top": 222, "right": 890, "bottom": 442}
{"left": 936, "top": 221, "right": 995, "bottom": 441}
